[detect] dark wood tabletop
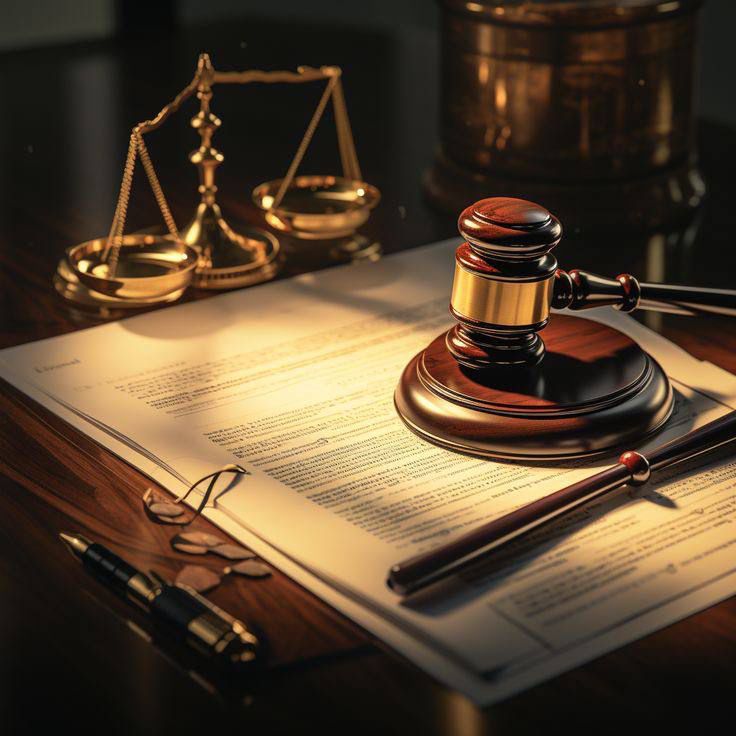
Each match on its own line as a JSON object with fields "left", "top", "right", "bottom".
{"left": 1, "top": 18, "right": 736, "bottom": 735}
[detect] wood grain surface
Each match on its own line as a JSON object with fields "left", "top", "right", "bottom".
{"left": 2, "top": 18, "right": 736, "bottom": 735}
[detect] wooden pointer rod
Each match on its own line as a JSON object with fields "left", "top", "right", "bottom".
{"left": 387, "top": 410, "right": 736, "bottom": 596}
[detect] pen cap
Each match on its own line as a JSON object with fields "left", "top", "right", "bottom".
{"left": 150, "top": 584, "right": 259, "bottom": 668}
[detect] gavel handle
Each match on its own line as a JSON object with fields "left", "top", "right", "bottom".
{"left": 387, "top": 410, "right": 736, "bottom": 596}
{"left": 553, "top": 269, "right": 736, "bottom": 318}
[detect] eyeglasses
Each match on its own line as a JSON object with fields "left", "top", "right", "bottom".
{"left": 141, "top": 464, "right": 273, "bottom": 593}
{"left": 143, "top": 463, "right": 248, "bottom": 525}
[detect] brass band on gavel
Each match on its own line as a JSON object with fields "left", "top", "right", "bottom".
{"left": 447, "top": 198, "right": 562, "bottom": 369}
{"left": 450, "top": 251, "right": 556, "bottom": 328}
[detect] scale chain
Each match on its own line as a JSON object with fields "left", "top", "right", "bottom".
{"left": 102, "top": 133, "right": 138, "bottom": 275}
{"left": 136, "top": 133, "right": 179, "bottom": 239}
{"left": 272, "top": 74, "right": 339, "bottom": 210}
{"left": 332, "top": 78, "right": 361, "bottom": 181}
{"left": 101, "top": 132, "right": 179, "bottom": 277}
{"left": 98, "top": 57, "right": 365, "bottom": 279}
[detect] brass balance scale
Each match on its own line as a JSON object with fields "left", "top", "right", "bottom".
{"left": 55, "top": 53, "right": 380, "bottom": 313}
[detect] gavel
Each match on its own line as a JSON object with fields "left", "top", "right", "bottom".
{"left": 394, "top": 197, "right": 736, "bottom": 461}
{"left": 449, "top": 197, "right": 736, "bottom": 370}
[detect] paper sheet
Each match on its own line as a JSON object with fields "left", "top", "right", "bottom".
{"left": 3, "top": 238, "right": 736, "bottom": 705}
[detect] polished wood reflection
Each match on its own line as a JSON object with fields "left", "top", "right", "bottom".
{"left": 1, "top": 16, "right": 736, "bottom": 735}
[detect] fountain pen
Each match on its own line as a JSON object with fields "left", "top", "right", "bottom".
{"left": 59, "top": 532, "right": 259, "bottom": 669}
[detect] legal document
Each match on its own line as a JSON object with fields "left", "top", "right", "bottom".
{"left": 3, "top": 238, "right": 736, "bottom": 704}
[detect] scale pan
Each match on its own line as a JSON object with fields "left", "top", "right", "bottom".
{"left": 252, "top": 175, "right": 380, "bottom": 240}
{"left": 68, "top": 234, "right": 198, "bottom": 301}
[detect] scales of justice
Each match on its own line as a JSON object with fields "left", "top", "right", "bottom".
{"left": 395, "top": 197, "right": 736, "bottom": 461}
{"left": 55, "top": 53, "right": 380, "bottom": 311}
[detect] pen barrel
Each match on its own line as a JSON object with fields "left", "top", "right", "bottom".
{"left": 151, "top": 584, "right": 218, "bottom": 637}
{"left": 82, "top": 543, "right": 139, "bottom": 593}
{"left": 61, "top": 535, "right": 260, "bottom": 668}
{"left": 150, "top": 585, "right": 259, "bottom": 667}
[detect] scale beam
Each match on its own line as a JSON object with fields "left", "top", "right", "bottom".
{"left": 55, "top": 52, "right": 380, "bottom": 310}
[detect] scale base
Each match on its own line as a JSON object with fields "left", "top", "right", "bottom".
{"left": 329, "top": 234, "right": 382, "bottom": 263}
{"left": 181, "top": 203, "right": 280, "bottom": 290}
{"left": 395, "top": 315, "right": 673, "bottom": 461}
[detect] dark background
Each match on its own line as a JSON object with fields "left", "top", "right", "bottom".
{"left": 2, "top": 0, "right": 735, "bottom": 126}
{"left": 1, "top": 4, "right": 736, "bottom": 734}
{"left": 2, "top": 0, "right": 734, "bottom": 281}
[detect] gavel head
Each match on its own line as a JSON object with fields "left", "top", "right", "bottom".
{"left": 395, "top": 196, "right": 674, "bottom": 459}
{"left": 448, "top": 197, "right": 562, "bottom": 369}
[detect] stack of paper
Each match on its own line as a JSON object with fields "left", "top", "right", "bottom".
{"left": 2, "top": 239, "right": 736, "bottom": 705}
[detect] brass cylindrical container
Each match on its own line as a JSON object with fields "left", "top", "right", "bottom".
{"left": 426, "top": 0, "right": 706, "bottom": 230}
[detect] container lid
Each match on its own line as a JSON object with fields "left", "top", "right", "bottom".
{"left": 442, "top": 0, "right": 703, "bottom": 28}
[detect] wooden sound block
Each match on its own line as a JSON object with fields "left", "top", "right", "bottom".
{"left": 394, "top": 315, "right": 673, "bottom": 461}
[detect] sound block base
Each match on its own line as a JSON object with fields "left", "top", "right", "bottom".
{"left": 395, "top": 316, "right": 673, "bottom": 461}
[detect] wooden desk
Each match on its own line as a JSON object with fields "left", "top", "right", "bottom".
{"left": 1, "top": 20, "right": 736, "bottom": 734}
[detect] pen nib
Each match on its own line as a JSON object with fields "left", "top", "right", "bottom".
{"left": 59, "top": 531, "right": 90, "bottom": 559}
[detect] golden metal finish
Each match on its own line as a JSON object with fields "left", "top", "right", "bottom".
{"left": 188, "top": 610, "right": 230, "bottom": 648}
{"left": 54, "top": 257, "right": 186, "bottom": 313}
{"left": 450, "top": 264, "right": 554, "bottom": 327}
{"left": 183, "top": 592, "right": 260, "bottom": 662}
{"left": 190, "top": 227, "right": 280, "bottom": 290}
{"left": 68, "top": 123, "right": 190, "bottom": 306}
{"left": 253, "top": 176, "right": 381, "bottom": 240}
{"left": 126, "top": 572, "right": 158, "bottom": 610}
{"left": 57, "top": 52, "right": 376, "bottom": 309}
{"left": 68, "top": 235, "right": 198, "bottom": 301}
{"left": 178, "top": 54, "right": 281, "bottom": 289}
{"left": 252, "top": 64, "right": 380, "bottom": 253}
{"left": 58, "top": 532, "right": 91, "bottom": 559}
